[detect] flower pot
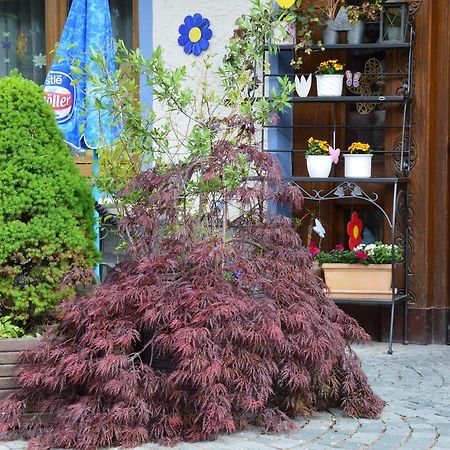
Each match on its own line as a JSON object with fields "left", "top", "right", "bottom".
{"left": 322, "top": 20, "right": 339, "bottom": 45}
{"left": 316, "top": 74, "right": 344, "bottom": 97}
{"left": 322, "top": 263, "right": 392, "bottom": 299}
{"left": 311, "top": 260, "right": 324, "bottom": 280}
{"left": 347, "top": 20, "right": 365, "bottom": 44}
{"left": 273, "top": 21, "right": 296, "bottom": 46}
{"left": 306, "top": 155, "right": 333, "bottom": 178}
{"left": 344, "top": 153, "right": 373, "bottom": 178}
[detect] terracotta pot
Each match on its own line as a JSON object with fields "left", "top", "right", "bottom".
{"left": 311, "top": 261, "right": 324, "bottom": 280}
{"left": 322, "top": 263, "right": 392, "bottom": 299}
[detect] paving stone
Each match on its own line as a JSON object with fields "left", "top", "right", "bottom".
{"left": 3, "top": 343, "right": 450, "bottom": 449}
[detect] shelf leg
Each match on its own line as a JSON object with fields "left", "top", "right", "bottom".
{"left": 388, "top": 299, "right": 395, "bottom": 355}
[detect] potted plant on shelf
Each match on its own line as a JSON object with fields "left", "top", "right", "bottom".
{"left": 306, "top": 137, "right": 340, "bottom": 178}
{"left": 319, "top": 0, "right": 344, "bottom": 44}
{"left": 346, "top": 1, "right": 382, "bottom": 44}
{"left": 316, "top": 242, "right": 403, "bottom": 299}
{"left": 344, "top": 141, "right": 373, "bottom": 177}
{"left": 315, "top": 59, "right": 345, "bottom": 96}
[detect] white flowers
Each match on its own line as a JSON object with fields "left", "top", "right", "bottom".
{"left": 353, "top": 242, "right": 398, "bottom": 257}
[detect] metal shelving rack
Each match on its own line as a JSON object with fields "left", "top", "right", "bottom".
{"left": 263, "top": 4, "right": 415, "bottom": 354}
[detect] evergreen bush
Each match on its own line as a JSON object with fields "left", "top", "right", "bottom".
{"left": 0, "top": 73, "right": 97, "bottom": 331}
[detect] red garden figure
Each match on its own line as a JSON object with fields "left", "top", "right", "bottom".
{"left": 347, "top": 211, "right": 364, "bottom": 250}
{"left": 0, "top": 3, "right": 384, "bottom": 449}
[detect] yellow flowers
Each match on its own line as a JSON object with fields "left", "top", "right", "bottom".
{"left": 275, "top": 0, "right": 296, "bottom": 8}
{"left": 307, "top": 137, "right": 330, "bottom": 155}
{"left": 348, "top": 141, "right": 371, "bottom": 154}
{"left": 316, "top": 59, "right": 345, "bottom": 75}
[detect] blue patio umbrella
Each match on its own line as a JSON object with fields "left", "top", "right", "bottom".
{"left": 44, "top": 0, "right": 117, "bottom": 150}
{"left": 43, "top": 0, "right": 118, "bottom": 278}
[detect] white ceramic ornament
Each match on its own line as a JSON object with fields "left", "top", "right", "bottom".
{"left": 295, "top": 74, "right": 312, "bottom": 97}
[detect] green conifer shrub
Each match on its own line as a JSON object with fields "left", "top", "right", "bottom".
{"left": 0, "top": 73, "right": 98, "bottom": 332}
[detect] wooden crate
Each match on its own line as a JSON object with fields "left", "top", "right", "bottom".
{"left": 0, "top": 338, "right": 41, "bottom": 400}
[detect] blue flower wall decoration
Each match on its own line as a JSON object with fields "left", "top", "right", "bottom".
{"left": 178, "top": 13, "right": 212, "bottom": 56}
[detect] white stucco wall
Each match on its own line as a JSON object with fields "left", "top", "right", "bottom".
{"left": 152, "top": 0, "right": 251, "bottom": 73}
{"left": 150, "top": 0, "right": 253, "bottom": 161}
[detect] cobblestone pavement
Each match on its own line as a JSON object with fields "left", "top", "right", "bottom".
{"left": 1, "top": 342, "right": 449, "bottom": 450}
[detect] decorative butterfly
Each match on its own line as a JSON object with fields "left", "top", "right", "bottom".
{"left": 313, "top": 219, "right": 326, "bottom": 239}
{"left": 328, "top": 146, "right": 341, "bottom": 164}
{"left": 294, "top": 74, "right": 312, "bottom": 98}
{"left": 345, "top": 70, "right": 361, "bottom": 88}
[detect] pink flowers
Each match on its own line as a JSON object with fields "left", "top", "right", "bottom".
{"left": 308, "top": 241, "right": 320, "bottom": 257}
{"left": 335, "top": 244, "right": 345, "bottom": 251}
{"left": 356, "top": 250, "right": 369, "bottom": 260}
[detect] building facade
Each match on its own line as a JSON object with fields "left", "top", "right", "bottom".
{"left": 0, "top": 0, "right": 448, "bottom": 344}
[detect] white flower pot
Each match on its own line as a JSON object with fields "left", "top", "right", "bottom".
{"left": 344, "top": 154, "right": 373, "bottom": 178}
{"left": 306, "top": 155, "right": 333, "bottom": 178}
{"left": 316, "top": 74, "right": 344, "bottom": 97}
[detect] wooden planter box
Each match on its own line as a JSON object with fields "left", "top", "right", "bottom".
{"left": 0, "top": 338, "right": 41, "bottom": 400}
{"left": 322, "top": 263, "right": 393, "bottom": 299}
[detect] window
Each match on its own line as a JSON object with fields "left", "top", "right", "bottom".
{"left": 0, "top": 0, "right": 46, "bottom": 84}
{"left": 1, "top": 0, "right": 135, "bottom": 85}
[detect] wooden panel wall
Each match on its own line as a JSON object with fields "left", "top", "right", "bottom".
{"left": 409, "top": 0, "right": 450, "bottom": 312}
{"left": 45, "top": 0, "right": 69, "bottom": 69}
{"left": 378, "top": 0, "right": 450, "bottom": 343}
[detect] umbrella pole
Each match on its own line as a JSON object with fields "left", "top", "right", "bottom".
{"left": 93, "top": 150, "right": 101, "bottom": 282}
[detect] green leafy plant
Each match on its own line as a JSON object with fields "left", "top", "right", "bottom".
{"left": 316, "top": 242, "right": 403, "bottom": 265}
{"left": 347, "top": 1, "right": 382, "bottom": 24}
{"left": 0, "top": 73, "right": 98, "bottom": 331}
{"left": 0, "top": 316, "right": 25, "bottom": 339}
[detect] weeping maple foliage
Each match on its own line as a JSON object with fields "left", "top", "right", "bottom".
{"left": 0, "top": 116, "right": 384, "bottom": 449}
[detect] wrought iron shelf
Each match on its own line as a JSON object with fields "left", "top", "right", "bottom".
{"left": 333, "top": 294, "right": 409, "bottom": 306}
{"left": 284, "top": 176, "right": 409, "bottom": 184}
{"left": 288, "top": 95, "right": 408, "bottom": 103}
{"left": 262, "top": 13, "right": 415, "bottom": 353}
{"left": 274, "top": 43, "right": 411, "bottom": 52}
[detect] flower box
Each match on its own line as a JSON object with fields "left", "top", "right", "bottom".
{"left": 322, "top": 263, "right": 393, "bottom": 299}
{"left": 0, "top": 338, "right": 41, "bottom": 400}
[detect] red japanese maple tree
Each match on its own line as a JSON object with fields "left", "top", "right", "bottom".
{"left": 0, "top": 3, "right": 384, "bottom": 448}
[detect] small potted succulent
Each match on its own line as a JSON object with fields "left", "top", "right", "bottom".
{"left": 315, "top": 242, "right": 403, "bottom": 299}
{"left": 344, "top": 141, "right": 373, "bottom": 178}
{"left": 306, "top": 137, "right": 340, "bottom": 178}
{"left": 315, "top": 59, "right": 345, "bottom": 96}
{"left": 346, "top": 1, "right": 382, "bottom": 44}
